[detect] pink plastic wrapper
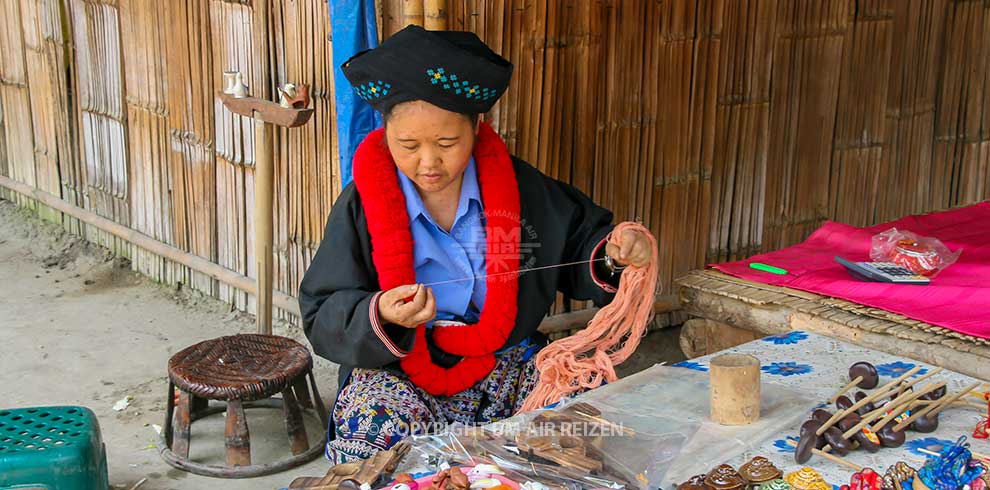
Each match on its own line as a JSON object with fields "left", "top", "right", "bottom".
{"left": 870, "top": 228, "right": 962, "bottom": 276}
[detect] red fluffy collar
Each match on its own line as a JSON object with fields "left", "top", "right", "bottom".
{"left": 352, "top": 122, "right": 521, "bottom": 396}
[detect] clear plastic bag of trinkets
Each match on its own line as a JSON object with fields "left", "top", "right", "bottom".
{"left": 389, "top": 397, "right": 698, "bottom": 490}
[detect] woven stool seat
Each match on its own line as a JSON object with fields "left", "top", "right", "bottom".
{"left": 161, "top": 334, "right": 327, "bottom": 478}
{"left": 168, "top": 334, "right": 312, "bottom": 402}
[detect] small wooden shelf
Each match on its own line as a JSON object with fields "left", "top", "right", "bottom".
{"left": 218, "top": 93, "right": 314, "bottom": 128}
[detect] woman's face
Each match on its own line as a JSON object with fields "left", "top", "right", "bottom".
{"left": 385, "top": 100, "right": 478, "bottom": 195}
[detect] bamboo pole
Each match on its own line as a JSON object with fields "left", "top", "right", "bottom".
{"left": 402, "top": 0, "right": 423, "bottom": 27}
{"left": 252, "top": 0, "right": 275, "bottom": 334}
{"left": 254, "top": 114, "right": 275, "bottom": 334}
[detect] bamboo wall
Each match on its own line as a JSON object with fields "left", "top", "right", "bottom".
{"left": 1, "top": 0, "right": 988, "bottom": 322}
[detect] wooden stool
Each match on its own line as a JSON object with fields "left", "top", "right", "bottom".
{"left": 160, "top": 334, "right": 328, "bottom": 478}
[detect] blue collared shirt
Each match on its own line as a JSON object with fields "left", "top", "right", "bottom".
{"left": 397, "top": 157, "right": 487, "bottom": 324}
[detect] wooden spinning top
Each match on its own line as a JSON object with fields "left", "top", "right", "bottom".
{"left": 836, "top": 396, "right": 855, "bottom": 411}
{"left": 759, "top": 480, "right": 793, "bottom": 490}
{"left": 705, "top": 464, "right": 747, "bottom": 490}
{"left": 849, "top": 362, "right": 880, "bottom": 389}
{"left": 795, "top": 420, "right": 824, "bottom": 463}
{"left": 739, "top": 456, "right": 783, "bottom": 485}
{"left": 822, "top": 425, "right": 855, "bottom": 456}
{"left": 856, "top": 426, "right": 882, "bottom": 453}
{"left": 831, "top": 362, "right": 879, "bottom": 404}
{"left": 811, "top": 409, "right": 833, "bottom": 423}
{"left": 785, "top": 468, "right": 831, "bottom": 490}
{"left": 678, "top": 474, "right": 714, "bottom": 490}
{"left": 854, "top": 392, "right": 878, "bottom": 415}
{"left": 919, "top": 385, "right": 947, "bottom": 401}
{"left": 911, "top": 413, "right": 940, "bottom": 433}
{"left": 877, "top": 425, "right": 906, "bottom": 448}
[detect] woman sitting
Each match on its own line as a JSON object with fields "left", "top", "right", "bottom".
{"left": 299, "top": 25, "right": 654, "bottom": 464}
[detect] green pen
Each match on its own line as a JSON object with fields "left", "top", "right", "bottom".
{"left": 749, "top": 262, "right": 788, "bottom": 275}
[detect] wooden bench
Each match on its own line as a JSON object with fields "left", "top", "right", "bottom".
{"left": 676, "top": 269, "right": 990, "bottom": 381}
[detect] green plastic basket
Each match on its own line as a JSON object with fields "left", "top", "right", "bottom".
{"left": 0, "top": 406, "right": 108, "bottom": 490}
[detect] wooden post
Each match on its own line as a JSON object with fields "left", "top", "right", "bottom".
{"left": 281, "top": 387, "right": 310, "bottom": 455}
{"left": 254, "top": 113, "right": 275, "bottom": 335}
{"left": 424, "top": 0, "right": 447, "bottom": 29}
{"left": 252, "top": 0, "right": 274, "bottom": 335}
{"left": 710, "top": 354, "right": 761, "bottom": 425}
{"left": 217, "top": 87, "right": 312, "bottom": 334}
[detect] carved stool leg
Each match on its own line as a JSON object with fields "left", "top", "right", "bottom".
{"left": 282, "top": 387, "right": 309, "bottom": 455}
{"left": 225, "top": 399, "right": 251, "bottom": 467}
{"left": 164, "top": 381, "right": 175, "bottom": 449}
{"left": 308, "top": 371, "right": 329, "bottom": 428}
{"left": 190, "top": 395, "right": 210, "bottom": 420}
{"left": 292, "top": 375, "right": 313, "bottom": 409}
{"left": 172, "top": 390, "right": 192, "bottom": 459}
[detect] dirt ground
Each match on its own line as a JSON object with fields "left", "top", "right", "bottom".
{"left": 0, "top": 198, "right": 683, "bottom": 489}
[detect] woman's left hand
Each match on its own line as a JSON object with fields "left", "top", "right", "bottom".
{"left": 605, "top": 229, "right": 653, "bottom": 268}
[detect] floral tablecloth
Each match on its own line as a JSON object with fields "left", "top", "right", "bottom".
{"left": 672, "top": 331, "right": 990, "bottom": 488}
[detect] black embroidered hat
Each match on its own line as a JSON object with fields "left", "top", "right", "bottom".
{"left": 342, "top": 25, "right": 513, "bottom": 115}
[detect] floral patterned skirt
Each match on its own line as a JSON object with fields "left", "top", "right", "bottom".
{"left": 327, "top": 341, "right": 540, "bottom": 464}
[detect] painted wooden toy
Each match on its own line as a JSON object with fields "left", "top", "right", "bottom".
{"left": 913, "top": 437, "right": 985, "bottom": 490}
{"left": 739, "top": 456, "right": 783, "bottom": 488}
{"left": 758, "top": 479, "right": 792, "bottom": 490}
{"left": 841, "top": 468, "right": 880, "bottom": 490}
{"left": 704, "top": 464, "right": 747, "bottom": 490}
{"left": 784, "top": 468, "right": 831, "bottom": 490}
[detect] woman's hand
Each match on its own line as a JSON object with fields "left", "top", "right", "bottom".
{"left": 378, "top": 284, "right": 436, "bottom": 328}
{"left": 605, "top": 228, "right": 653, "bottom": 268}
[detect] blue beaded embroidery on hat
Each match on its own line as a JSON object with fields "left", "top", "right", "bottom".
{"left": 355, "top": 80, "right": 391, "bottom": 101}
{"left": 427, "top": 67, "right": 497, "bottom": 101}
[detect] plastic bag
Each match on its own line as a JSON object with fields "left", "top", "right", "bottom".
{"left": 870, "top": 228, "right": 961, "bottom": 276}
{"left": 389, "top": 365, "right": 818, "bottom": 490}
{"left": 391, "top": 400, "right": 679, "bottom": 490}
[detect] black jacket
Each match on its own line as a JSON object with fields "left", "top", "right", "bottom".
{"left": 299, "top": 157, "right": 619, "bottom": 391}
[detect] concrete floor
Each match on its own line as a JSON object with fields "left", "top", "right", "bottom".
{"left": 0, "top": 198, "right": 683, "bottom": 489}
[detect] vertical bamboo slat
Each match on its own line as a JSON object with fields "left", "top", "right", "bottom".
{"left": 424, "top": 0, "right": 447, "bottom": 30}
{"left": 1, "top": 0, "right": 38, "bottom": 209}
{"left": 763, "top": 0, "right": 848, "bottom": 252}
{"left": 69, "top": 0, "right": 131, "bottom": 255}
{"left": 161, "top": 0, "right": 218, "bottom": 292}
{"left": 211, "top": 0, "right": 256, "bottom": 312}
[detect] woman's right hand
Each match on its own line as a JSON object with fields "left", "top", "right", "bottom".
{"left": 377, "top": 284, "right": 436, "bottom": 328}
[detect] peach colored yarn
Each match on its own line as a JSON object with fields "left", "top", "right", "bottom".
{"left": 519, "top": 221, "right": 659, "bottom": 412}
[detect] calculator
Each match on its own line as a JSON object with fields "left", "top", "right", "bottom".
{"left": 834, "top": 256, "right": 930, "bottom": 285}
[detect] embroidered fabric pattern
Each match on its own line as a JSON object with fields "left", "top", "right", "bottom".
{"left": 427, "top": 67, "right": 497, "bottom": 100}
